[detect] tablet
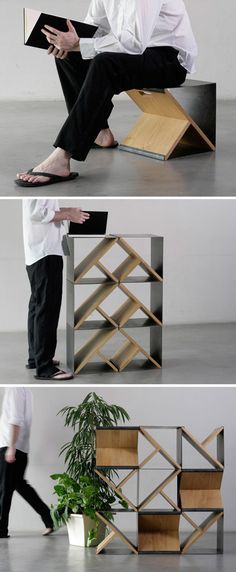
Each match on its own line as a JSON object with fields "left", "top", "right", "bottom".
{"left": 68, "top": 211, "right": 108, "bottom": 235}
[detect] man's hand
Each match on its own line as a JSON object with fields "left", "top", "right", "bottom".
{"left": 47, "top": 45, "right": 68, "bottom": 60}
{"left": 69, "top": 209, "right": 90, "bottom": 224}
{"left": 42, "top": 20, "right": 80, "bottom": 55}
{"left": 5, "top": 446, "right": 16, "bottom": 464}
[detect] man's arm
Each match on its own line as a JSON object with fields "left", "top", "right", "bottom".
{"left": 5, "top": 425, "right": 20, "bottom": 463}
{"left": 28, "top": 200, "right": 90, "bottom": 225}
{"left": 5, "top": 388, "right": 25, "bottom": 463}
{"left": 92, "top": 0, "right": 164, "bottom": 56}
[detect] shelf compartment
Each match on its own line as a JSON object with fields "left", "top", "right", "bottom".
{"left": 74, "top": 328, "right": 116, "bottom": 373}
{"left": 74, "top": 283, "right": 117, "bottom": 328}
{"left": 118, "top": 237, "right": 163, "bottom": 282}
{"left": 179, "top": 470, "right": 223, "bottom": 510}
{"left": 112, "top": 254, "right": 141, "bottom": 281}
{"left": 111, "top": 298, "right": 141, "bottom": 327}
{"left": 138, "top": 514, "right": 180, "bottom": 553}
{"left": 74, "top": 237, "right": 118, "bottom": 283}
{"left": 96, "top": 428, "right": 139, "bottom": 468}
{"left": 110, "top": 340, "right": 140, "bottom": 371}
{"left": 181, "top": 511, "right": 224, "bottom": 554}
{"left": 182, "top": 427, "right": 224, "bottom": 470}
{"left": 119, "top": 284, "right": 162, "bottom": 326}
{"left": 120, "top": 329, "right": 161, "bottom": 369}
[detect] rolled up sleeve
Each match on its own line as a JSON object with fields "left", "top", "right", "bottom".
{"left": 8, "top": 388, "right": 25, "bottom": 427}
{"left": 28, "top": 200, "right": 56, "bottom": 224}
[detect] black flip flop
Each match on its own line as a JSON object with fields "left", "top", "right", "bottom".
{"left": 15, "top": 170, "right": 78, "bottom": 188}
{"left": 91, "top": 141, "right": 119, "bottom": 149}
{"left": 34, "top": 369, "right": 74, "bottom": 381}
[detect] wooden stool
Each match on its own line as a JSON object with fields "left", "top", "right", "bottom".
{"left": 119, "top": 80, "right": 216, "bottom": 160}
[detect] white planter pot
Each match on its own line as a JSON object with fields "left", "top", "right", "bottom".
{"left": 67, "top": 514, "right": 106, "bottom": 547}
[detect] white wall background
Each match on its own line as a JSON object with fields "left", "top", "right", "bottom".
{"left": 1, "top": 0, "right": 235, "bottom": 100}
{"left": 0, "top": 198, "right": 236, "bottom": 332}
{"left": 0, "top": 385, "right": 235, "bottom": 532}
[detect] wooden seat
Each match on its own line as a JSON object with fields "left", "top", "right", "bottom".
{"left": 119, "top": 80, "right": 216, "bottom": 160}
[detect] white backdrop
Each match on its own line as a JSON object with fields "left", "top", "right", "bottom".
{"left": 0, "top": 198, "right": 236, "bottom": 332}
{"left": 0, "top": 386, "right": 235, "bottom": 532}
{"left": 1, "top": 0, "right": 235, "bottom": 100}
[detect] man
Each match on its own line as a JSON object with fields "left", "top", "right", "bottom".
{"left": 16, "top": 0, "right": 197, "bottom": 187}
{"left": 23, "top": 199, "right": 89, "bottom": 381}
{"left": 0, "top": 388, "right": 53, "bottom": 538}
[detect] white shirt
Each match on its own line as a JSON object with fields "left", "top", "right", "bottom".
{"left": 22, "top": 199, "right": 67, "bottom": 266}
{"left": 80, "top": 0, "right": 197, "bottom": 73}
{"left": 0, "top": 388, "right": 33, "bottom": 454}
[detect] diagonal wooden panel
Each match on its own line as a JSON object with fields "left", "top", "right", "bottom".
{"left": 95, "top": 469, "right": 138, "bottom": 511}
{"left": 96, "top": 512, "right": 138, "bottom": 554}
{"left": 181, "top": 511, "right": 224, "bottom": 554}
{"left": 140, "top": 427, "right": 181, "bottom": 470}
{"left": 74, "top": 283, "right": 117, "bottom": 328}
{"left": 74, "top": 328, "right": 116, "bottom": 373}
{"left": 182, "top": 427, "right": 224, "bottom": 469}
{"left": 74, "top": 237, "right": 118, "bottom": 282}
{"left": 138, "top": 469, "right": 181, "bottom": 511}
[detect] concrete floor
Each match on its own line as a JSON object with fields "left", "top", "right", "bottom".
{"left": 0, "top": 531, "right": 235, "bottom": 572}
{"left": 1, "top": 323, "right": 235, "bottom": 385}
{"left": 0, "top": 99, "right": 235, "bottom": 197}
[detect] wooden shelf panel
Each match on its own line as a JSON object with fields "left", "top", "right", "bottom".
{"left": 113, "top": 255, "right": 141, "bottom": 281}
{"left": 110, "top": 340, "right": 140, "bottom": 371}
{"left": 138, "top": 515, "right": 180, "bottom": 552}
{"left": 96, "top": 428, "right": 139, "bottom": 467}
{"left": 181, "top": 511, "right": 223, "bottom": 554}
{"left": 111, "top": 298, "right": 140, "bottom": 327}
{"left": 74, "top": 283, "right": 117, "bottom": 328}
{"left": 180, "top": 471, "right": 223, "bottom": 510}
{"left": 119, "top": 284, "right": 162, "bottom": 326}
{"left": 118, "top": 237, "right": 163, "bottom": 282}
{"left": 74, "top": 237, "right": 118, "bottom": 283}
{"left": 120, "top": 329, "right": 161, "bottom": 369}
{"left": 74, "top": 328, "right": 116, "bottom": 373}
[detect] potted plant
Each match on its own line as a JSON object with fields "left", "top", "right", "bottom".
{"left": 51, "top": 392, "right": 130, "bottom": 547}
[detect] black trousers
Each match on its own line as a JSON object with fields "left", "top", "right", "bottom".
{"left": 26, "top": 255, "right": 63, "bottom": 376}
{"left": 54, "top": 46, "right": 187, "bottom": 161}
{"left": 0, "top": 448, "right": 53, "bottom": 535}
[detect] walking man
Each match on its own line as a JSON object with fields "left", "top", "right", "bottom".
{"left": 0, "top": 388, "right": 53, "bottom": 538}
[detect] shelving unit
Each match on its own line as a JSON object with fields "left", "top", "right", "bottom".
{"left": 95, "top": 426, "right": 224, "bottom": 555}
{"left": 66, "top": 235, "right": 163, "bottom": 374}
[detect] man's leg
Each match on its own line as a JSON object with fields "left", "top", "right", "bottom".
{"left": 27, "top": 292, "right": 37, "bottom": 368}
{"left": 0, "top": 448, "right": 16, "bottom": 537}
{"left": 15, "top": 451, "right": 53, "bottom": 529}
{"left": 55, "top": 52, "right": 112, "bottom": 143}
{"left": 26, "top": 255, "right": 63, "bottom": 377}
{"left": 17, "top": 47, "right": 186, "bottom": 182}
{"left": 54, "top": 47, "right": 186, "bottom": 161}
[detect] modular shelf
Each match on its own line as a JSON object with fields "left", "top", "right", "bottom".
{"left": 66, "top": 234, "right": 163, "bottom": 374}
{"left": 95, "top": 426, "right": 224, "bottom": 555}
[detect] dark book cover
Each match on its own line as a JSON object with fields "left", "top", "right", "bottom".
{"left": 24, "top": 8, "right": 97, "bottom": 50}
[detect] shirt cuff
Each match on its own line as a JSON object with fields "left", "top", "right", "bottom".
{"left": 8, "top": 417, "right": 24, "bottom": 427}
{"left": 80, "top": 38, "right": 96, "bottom": 60}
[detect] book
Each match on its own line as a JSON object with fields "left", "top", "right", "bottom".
{"left": 24, "top": 8, "right": 97, "bottom": 50}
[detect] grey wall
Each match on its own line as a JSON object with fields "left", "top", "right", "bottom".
{"left": 0, "top": 386, "right": 234, "bottom": 532}
{"left": 1, "top": 0, "right": 236, "bottom": 100}
{"left": 0, "top": 198, "right": 236, "bottom": 332}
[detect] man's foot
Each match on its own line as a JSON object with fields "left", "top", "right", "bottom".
{"left": 16, "top": 148, "right": 71, "bottom": 185}
{"left": 0, "top": 532, "right": 10, "bottom": 538}
{"left": 42, "top": 528, "right": 54, "bottom": 536}
{"left": 94, "top": 128, "right": 117, "bottom": 148}
{"left": 34, "top": 368, "right": 74, "bottom": 381}
{"left": 26, "top": 359, "right": 60, "bottom": 370}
